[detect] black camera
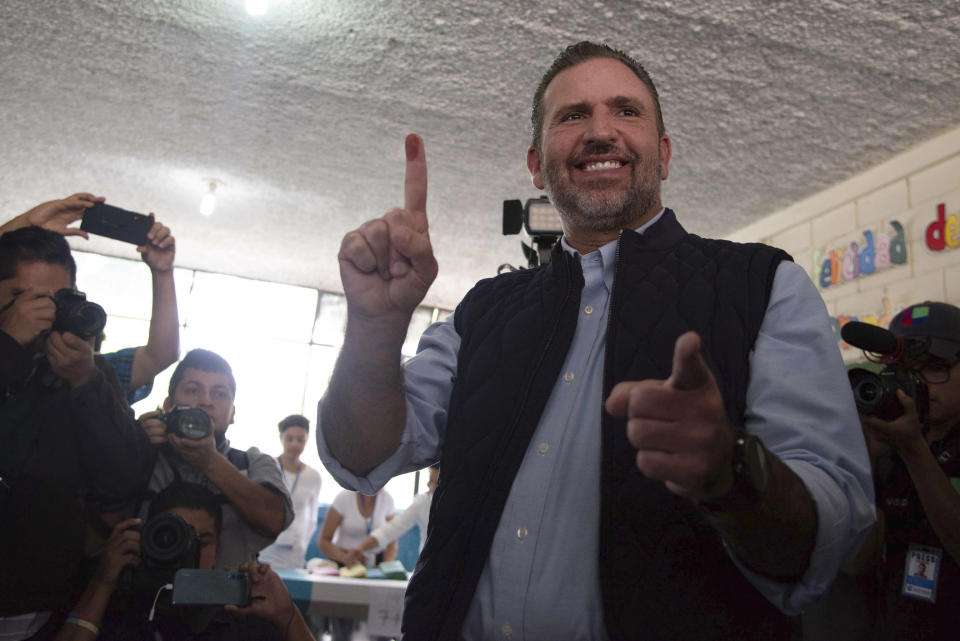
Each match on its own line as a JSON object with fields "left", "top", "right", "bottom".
{"left": 51, "top": 288, "right": 107, "bottom": 340}
{"left": 847, "top": 367, "right": 929, "bottom": 422}
{"left": 141, "top": 512, "right": 202, "bottom": 572}
{"left": 842, "top": 322, "right": 931, "bottom": 423}
{"left": 138, "top": 515, "right": 251, "bottom": 609}
{"left": 119, "top": 512, "right": 201, "bottom": 597}
{"left": 162, "top": 406, "right": 212, "bottom": 440}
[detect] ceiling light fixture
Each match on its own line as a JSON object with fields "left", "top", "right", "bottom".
{"left": 245, "top": 0, "right": 269, "bottom": 16}
{"left": 200, "top": 181, "right": 218, "bottom": 217}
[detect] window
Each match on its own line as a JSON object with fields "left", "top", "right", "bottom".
{"left": 76, "top": 249, "right": 448, "bottom": 508}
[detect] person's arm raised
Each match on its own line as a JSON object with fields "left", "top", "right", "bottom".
{"left": 322, "top": 134, "right": 438, "bottom": 477}
{"left": 863, "top": 393, "right": 960, "bottom": 566}
{"left": 0, "top": 193, "right": 99, "bottom": 238}
{"left": 129, "top": 217, "right": 180, "bottom": 390}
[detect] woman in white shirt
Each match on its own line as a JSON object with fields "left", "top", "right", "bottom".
{"left": 317, "top": 488, "right": 397, "bottom": 641}
{"left": 346, "top": 465, "right": 438, "bottom": 563}
{"left": 318, "top": 488, "right": 397, "bottom": 568}
{"left": 258, "top": 415, "right": 322, "bottom": 569}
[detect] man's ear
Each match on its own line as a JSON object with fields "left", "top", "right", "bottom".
{"left": 659, "top": 133, "right": 672, "bottom": 181}
{"left": 527, "top": 146, "right": 545, "bottom": 191}
{"left": 229, "top": 404, "right": 235, "bottom": 426}
{"left": 162, "top": 396, "right": 173, "bottom": 412}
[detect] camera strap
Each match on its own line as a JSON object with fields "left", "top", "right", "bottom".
{"left": 135, "top": 447, "right": 251, "bottom": 519}
{"left": 226, "top": 448, "right": 249, "bottom": 471}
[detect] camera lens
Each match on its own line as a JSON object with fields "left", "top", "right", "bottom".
{"left": 854, "top": 378, "right": 880, "bottom": 404}
{"left": 166, "top": 407, "right": 212, "bottom": 440}
{"left": 51, "top": 289, "right": 107, "bottom": 339}
{"left": 848, "top": 366, "right": 907, "bottom": 420}
{"left": 179, "top": 414, "right": 204, "bottom": 432}
{"left": 142, "top": 513, "right": 193, "bottom": 565}
{"left": 848, "top": 368, "right": 886, "bottom": 413}
{"left": 72, "top": 302, "right": 107, "bottom": 338}
{"left": 153, "top": 523, "right": 180, "bottom": 549}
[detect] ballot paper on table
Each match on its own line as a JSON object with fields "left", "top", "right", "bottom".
{"left": 367, "top": 584, "right": 406, "bottom": 637}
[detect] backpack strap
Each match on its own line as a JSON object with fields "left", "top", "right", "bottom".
{"left": 137, "top": 448, "right": 249, "bottom": 516}
{"left": 227, "top": 448, "right": 249, "bottom": 471}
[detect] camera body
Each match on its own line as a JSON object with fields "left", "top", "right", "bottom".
{"left": 141, "top": 512, "right": 202, "bottom": 572}
{"left": 120, "top": 512, "right": 202, "bottom": 597}
{"left": 848, "top": 366, "right": 930, "bottom": 422}
{"left": 841, "top": 321, "right": 933, "bottom": 424}
{"left": 134, "top": 514, "right": 250, "bottom": 606}
{"left": 51, "top": 288, "right": 106, "bottom": 340}
{"left": 162, "top": 406, "right": 213, "bottom": 440}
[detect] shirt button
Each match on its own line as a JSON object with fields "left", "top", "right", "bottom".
{"left": 538, "top": 442, "right": 550, "bottom": 455}
{"left": 584, "top": 305, "right": 594, "bottom": 315}
{"left": 502, "top": 623, "right": 513, "bottom": 637}
{"left": 563, "top": 371, "right": 574, "bottom": 382}
{"left": 517, "top": 527, "right": 528, "bottom": 540}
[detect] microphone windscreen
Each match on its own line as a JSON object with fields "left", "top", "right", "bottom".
{"left": 841, "top": 321, "right": 899, "bottom": 354}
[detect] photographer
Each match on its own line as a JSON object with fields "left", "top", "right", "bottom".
{"left": 137, "top": 349, "right": 293, "bottom": 569}
{"left": 0, "top": 193, "right": 181, "bottom": 405}
{"left": 856, "top": 302, "right": 960, "bottom": 640}
{"left": 56, "top": 482, "right": 310, "bottom": 641}
{"left": 0, "top": 227, "right": 151, "bottom": 638}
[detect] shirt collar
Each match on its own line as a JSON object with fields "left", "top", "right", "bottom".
{"left": 560, "top": 208, "right": 666, "bottom": 288}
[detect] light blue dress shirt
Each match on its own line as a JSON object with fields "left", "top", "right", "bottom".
{"left": 318, "top": 211, "right": 876, "bottom": 640}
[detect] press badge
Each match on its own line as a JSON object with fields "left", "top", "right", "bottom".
{"left": 902, "top": 544, "right": 942, "bottom": 603}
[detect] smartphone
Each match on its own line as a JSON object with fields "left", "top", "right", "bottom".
{"left": 80, "top": 202, "right": 152, "bottom": 246}
{"left": 171, "top": 569, "right": 250, "bottom": 606}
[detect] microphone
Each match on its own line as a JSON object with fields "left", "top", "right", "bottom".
{"left": 840, "top": 321, "right": 900, "bottom": 354}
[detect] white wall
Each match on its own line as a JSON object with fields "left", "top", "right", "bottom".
{"left": 727, "top": 125, "right": 960, "bottom": 362}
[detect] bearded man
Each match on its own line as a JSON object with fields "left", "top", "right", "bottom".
{"left": 318, "top": 41, "right": 875, "bottom": 641}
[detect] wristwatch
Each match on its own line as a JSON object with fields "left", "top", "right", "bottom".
{"left": 700, "top": 429, "right": 770, "bottom": 514}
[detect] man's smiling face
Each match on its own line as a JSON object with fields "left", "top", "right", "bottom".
{"left": 527, "top": 57, "right": 671, "bottom": 237}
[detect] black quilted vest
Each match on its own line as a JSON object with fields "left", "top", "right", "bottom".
{"left": 403, "top": 210, "right": 793, "bottom": 640}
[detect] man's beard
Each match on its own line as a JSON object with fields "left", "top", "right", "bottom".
{"left": 543, "top": 142, "right": 662, "bottom": 234}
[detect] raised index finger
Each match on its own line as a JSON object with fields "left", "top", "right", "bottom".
{"left": 404, "top": 134, "right": 428, "bottom": 227}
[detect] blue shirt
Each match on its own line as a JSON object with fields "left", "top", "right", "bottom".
{"left": 318, "top": 212, "right": 876, "bottom": 640}
{"left": 101, "top": 346, "right": 153, "bottom": 405}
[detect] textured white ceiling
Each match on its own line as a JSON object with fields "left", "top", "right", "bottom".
{"left": 1, "top": 0, "right": 958, "bottom": 309}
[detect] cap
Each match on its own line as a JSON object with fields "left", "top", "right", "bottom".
{"left": 889, "top": 301, "right": 960, "bottom": 361}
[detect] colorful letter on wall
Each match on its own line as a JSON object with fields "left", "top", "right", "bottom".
{"left": 815, "top": 221, "right": 907, "bottom": 290}
{"left": 926, "top": 203, "right": 960, "bottom": 252}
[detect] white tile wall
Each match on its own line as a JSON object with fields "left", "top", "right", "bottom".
{"left": 909, "top": 153, "right": 960, "bottom": 206}
{"left": 856, "top": 180, "right": 909, "bottom": 227}
{"left": 812, "top": 203, "right": 857, "bottom": 247}
{"left": 726, "top": 125, "right": 960, "bottom": 361}
{"left": 770, "top": 222, "right": 812, "bottom": 256}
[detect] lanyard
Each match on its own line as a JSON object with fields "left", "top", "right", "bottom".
{"left": 360, "top": 493, "right": 375, "bottom": 535}
{"left": 278, "top": 457, "right": 302, "bottom": 495}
